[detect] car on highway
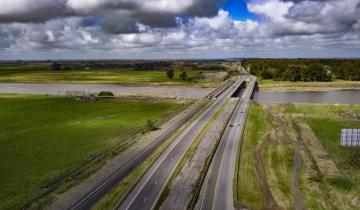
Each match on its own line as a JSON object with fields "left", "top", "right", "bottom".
{"left": 229, "top": 124, "right": 234, "bottom": 127}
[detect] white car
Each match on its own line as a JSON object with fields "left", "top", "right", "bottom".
{"left": 236, "top": 122, "right": 241, "bottom": 126}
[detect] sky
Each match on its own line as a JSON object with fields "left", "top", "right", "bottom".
{"left": 0, "top": 0, "right": 360, "bottom": 59}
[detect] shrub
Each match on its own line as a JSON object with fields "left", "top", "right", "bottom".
{"left": 193, "top": 71, "right": 205, "bottom": 81}
{"left": 51, "top": 62, "right": 61, "bottom": 71}
{"left": 98, "top": 91, "right": 114, "bottom": 97}
{"left": 144, "top": 120, "right": 157, "bottom": 133}
{"left": 179, "top": 71, "right": 188, "bottom": 80}
{"left": 166, "top": 69, "right": 175, "bottom": 79}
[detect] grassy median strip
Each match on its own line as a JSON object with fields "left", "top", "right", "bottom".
{"left": 0, "top": 95, "right": 190, "bottom": 210}
{"left": 92, "top": 99, "right": 212, "bottom": 209}
{"left": 154, "top": 99, "right": 230, "bottom": 209}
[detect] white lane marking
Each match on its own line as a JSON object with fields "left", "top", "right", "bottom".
{"left": 123, "top": 80, "right": 245, "bottom": 209}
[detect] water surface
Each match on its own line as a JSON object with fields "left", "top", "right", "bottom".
{"left": 0, "top": 83, "right": 212, "bottom": 99}
{"left": 254, "top": 90, "right": 360, "bottom": 104}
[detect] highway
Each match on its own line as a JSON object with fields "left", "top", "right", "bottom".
{"left": 196, "top": 76, "right": 256, "bottom": 210}
{"left": 49, "top": 78, "right": 236, "bottom": 210}
{"left": 118, "top": 79, "right": 244, "bottom": 210}
{"left": 50, "top": 100, "right": 207, "bottom": 210}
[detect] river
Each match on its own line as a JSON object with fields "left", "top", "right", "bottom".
{"left": 0, "top": 83, "right": 213, "bottom": 99}
{"left": 254, "top": 90, "right": 360, "bottom": 104}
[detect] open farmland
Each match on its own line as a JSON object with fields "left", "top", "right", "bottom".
{"left": 0, "top": 65, "right": 224, "bottom": 87}
{"left": 0, "top": 94, "right": 190, "bottom": 210}
{"left": 237, "top": 103, "right": 360, "bottom": 209}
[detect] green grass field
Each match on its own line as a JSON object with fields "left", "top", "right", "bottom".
{"left": 0, "top": 94, "right": 190, "bottom": 210}
{"left": 236, "top": 103, "right": 269, "bottom": 209}
{"left": 0, "top": 65, "right": 221, "bottom": 87}
{"left": 237, "top": 103, "right": 360, "bottom": 209}
{"left": 259, "top": 79, "right": 360, "bottom": 91}
{"left": 279, "top": 104, "right": 360, "bottom": 209}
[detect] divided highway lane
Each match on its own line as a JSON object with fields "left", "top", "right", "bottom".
{"left": 197, "top": 76, "right": 256, "bottom": 210}
{"left": 118, "top": 79, "right": 244, "bottom": 210}
{"left": 51, "top": 92, "right": 217, "bottom": 209}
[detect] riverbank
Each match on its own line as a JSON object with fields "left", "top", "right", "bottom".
{"left": 259, "top": 80, "right": 360, "bottom": 91}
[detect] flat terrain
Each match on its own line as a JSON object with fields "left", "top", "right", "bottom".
{"left": 0, "top": 94, "right": 189, "bottom": 210}
{"left": 0, "top": 83, "right": 212, "bottom": 99}
{"left": 236, "top": 104, "right": 269, "bottom": 209}
{"left": 259, "top": 79, "right": 360, "bottom": 91}
{"left": 0, "top": 65, "right": 222, "bottom": 87}
{"left": 237, "top": 103, "right": 360, "bottom": 209}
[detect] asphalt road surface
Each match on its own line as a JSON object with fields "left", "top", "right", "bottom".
{"left": 197, "top": 76, "right": 256, "bottom": 210}
{"left": 50, "top": 97, "right": 208, "bottom": 210}
{"left": 118, "top": 79, "right": 244, "bottom": 210}
{"left": 49, "top": 79, "right": 235, "bottom": 210}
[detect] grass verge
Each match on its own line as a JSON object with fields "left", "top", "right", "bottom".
{"left": 235, "top": 103, "right": 270, "bottom": 209}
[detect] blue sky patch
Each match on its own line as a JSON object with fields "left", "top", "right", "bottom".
{"left": 219, "top": 0, "right": 257, "bottom": 20}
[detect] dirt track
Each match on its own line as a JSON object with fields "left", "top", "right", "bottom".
{"left": 254, "top": 106, "right": 305, "bottom": 210}
{"left": 291, "top": 151, "right": 304, "bottom": 210}
{"left": 255, "top": 132, "right": 279, "bottom": 210}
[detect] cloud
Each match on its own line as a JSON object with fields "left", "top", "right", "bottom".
{"left": 248, "top": 0, "right": 360, "bottom": 36}
{"left": 0, "top": 0, "right": 360, "bottom": 58}
{"left": 0, "top": 0, "right": 224, "bottom": 31}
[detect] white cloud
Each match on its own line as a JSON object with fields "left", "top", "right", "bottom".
{"left": 0, "top": 0, "right": 360, "bottom": 58}
{"left": 141, "top": 0, "right": 194, "bottom": 13}
{"left": 66, "top": 0, "right": 103, "bottom": 13}
{"left": 248, "top": 0, "right": 293, "bottom": 23}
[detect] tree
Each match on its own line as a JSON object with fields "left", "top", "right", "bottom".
{"left": 144, "top": 120, "right": 156, "bottom": 133}
{"left": 166, "top": 69, "right": 174, "bottom": 79}
{"left": 260, "top": 69, "right": 273, "bottom": 79}
{"left": 51, "top": 62, "right": 61, "bottom": 71}
{"left": 179, "top": 71, "right": 188, "bottom": 80}
{"left": 194, "top": 71, "right": 205, "bottom": 81}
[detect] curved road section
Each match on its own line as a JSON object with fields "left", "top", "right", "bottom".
{"left": 118, "top": 79, "right": 244, "bottom": 210}
{"left": 196, "top": 76, "right": 256, "bottom": 210}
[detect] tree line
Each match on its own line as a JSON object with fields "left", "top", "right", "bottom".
{"left": 243, "top": 59, "right": 360, "bottom": 81}
{"left": 51, "top": 61, "right": 171, "bottom": 71}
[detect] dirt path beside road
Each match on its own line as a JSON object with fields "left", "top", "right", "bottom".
{"left": 255, "top": 132, "right": 279, "bottom": 210}
{"left": 291, "top": 151, "right": 304, "bottom": 210}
